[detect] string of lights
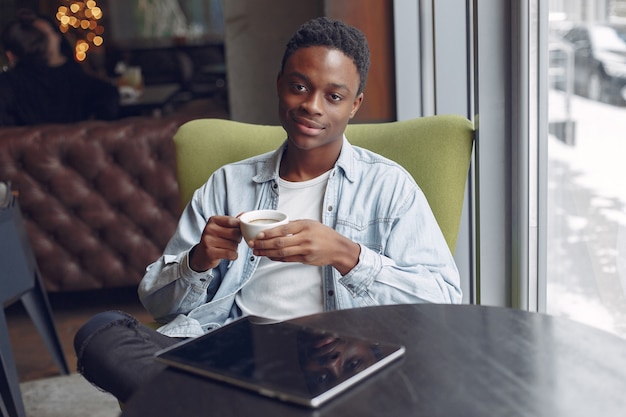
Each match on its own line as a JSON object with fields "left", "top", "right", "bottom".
{"left": 56, "top": 1, "right": 104, "bottom": 62}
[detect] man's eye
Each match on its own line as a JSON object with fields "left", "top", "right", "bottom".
{"left": 329, "top": 93, "right": 342, "bottom": 101}
{"left": 317, "top": 371, "right": 329, "bottom": 383}
{"left": 293, "top": 84, "right": 307, "bottom": 92}
{"left": 345, "top": 359, "right": 362, "bottom": 371}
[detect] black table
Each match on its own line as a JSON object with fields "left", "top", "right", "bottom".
{"left": 119, "top": 83, "right": 180, "bottom": 117}
{"left": 120, "top": 304, "right": 626, "bottom": 417}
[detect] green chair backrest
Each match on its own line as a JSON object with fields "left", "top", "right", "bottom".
{"left": 173, "top": 115, "right": 474, "bottom": 253}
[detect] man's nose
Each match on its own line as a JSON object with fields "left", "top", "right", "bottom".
{"left": 326, "top": 351, "right": 343, "bottom": 378}
{"left": 301, "top": 92, "right": 323, "bottom": 114}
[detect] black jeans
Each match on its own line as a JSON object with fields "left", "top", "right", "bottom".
{"left": 73, "top": 310, "right": 181, "bottom": 403}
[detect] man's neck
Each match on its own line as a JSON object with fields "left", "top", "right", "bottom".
{"left": 279, "top": 146, "right": 339, "bottom": 182}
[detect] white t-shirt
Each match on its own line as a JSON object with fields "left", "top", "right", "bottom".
{"left": 235, "top": 170, "right": 331, "bottom": 321}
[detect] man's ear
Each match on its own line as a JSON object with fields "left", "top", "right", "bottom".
{"left": 276, "top": 71, "right": 283, "bottom": 95}
{"left": 349, "top": 93, "right": 364, "bottom": 119}
{"left": 5, "top": 51, "right": 17, "bottom": 66}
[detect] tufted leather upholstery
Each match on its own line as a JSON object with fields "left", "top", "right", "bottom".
{"left": 0, "top": 115, "right": 198, "bottom": 292}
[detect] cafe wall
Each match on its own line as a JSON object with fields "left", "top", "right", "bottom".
{"left": 222, "top": 0, "right": 324, "bottom": 125}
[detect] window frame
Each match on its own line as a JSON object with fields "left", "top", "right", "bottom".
{"left": 393, "top": 0, "right": 546, "bottom": 309}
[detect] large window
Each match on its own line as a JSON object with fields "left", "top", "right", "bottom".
{"left": 395, "top": 0, "right": 626, "bottom": 336}
{"left": 547, "top": 0, "right": 626, "bottom": 338}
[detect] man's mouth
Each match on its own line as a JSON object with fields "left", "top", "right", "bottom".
{"left": 293, "top": 116, "right": 325, "bottom": 134}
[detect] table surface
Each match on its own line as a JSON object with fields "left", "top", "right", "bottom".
{"left": 120, "top": 304, "right": 626, "bottom": 417}
{"left": 119, "top": 83, "right": 180, "bottom": 108}
{"left": 118, "top": 83, "right": 180, "bottom": 118}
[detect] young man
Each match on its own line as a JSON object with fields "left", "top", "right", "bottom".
{"left": 74, "top": 17, "right": 461, "bottom": 403}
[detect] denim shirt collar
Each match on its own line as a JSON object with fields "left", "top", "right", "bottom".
{"left": 252, "top": 135, "right": 356, "bottom": 184}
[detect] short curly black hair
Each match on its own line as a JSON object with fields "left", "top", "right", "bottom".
{"left": 281, "top": 17, "right": 370, "bottom": 95}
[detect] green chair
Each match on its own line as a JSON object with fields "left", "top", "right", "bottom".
{"left": 173, "top": 115, "right": 474, "bottom": 253}
{"left": 120, "top": 115, "right": 473, "bottom": 410}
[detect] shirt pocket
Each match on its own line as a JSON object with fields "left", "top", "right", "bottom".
{"left": 335, "top": 214, "right": 394, "bottom": 254}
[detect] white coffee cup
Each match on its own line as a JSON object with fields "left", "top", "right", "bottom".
{"left": 239, "top": 210, "right": 289, "bottom": 242}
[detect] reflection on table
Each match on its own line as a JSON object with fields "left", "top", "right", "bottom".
{"left": 121, "top": 304, "right": 626, "bottom": 417}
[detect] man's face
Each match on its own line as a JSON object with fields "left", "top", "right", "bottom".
{"left": 297, "top": 333, "right": 379, "bottom": 393}
{"left": 277, "top": 46, "right": 363, "bottom": 153}
{"left": 33, "top": 19, "right": 62, "bottom": 62}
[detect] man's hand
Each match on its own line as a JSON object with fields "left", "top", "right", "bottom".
{"left": 189, "top": 216, "right": 242, "bottom": 272}
{"left": 249, "top": 219, "right": 360, "bottom": 275}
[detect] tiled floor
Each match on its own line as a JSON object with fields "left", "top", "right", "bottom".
{"left": 6, "top": 287, "right": 152, "bottom": 382}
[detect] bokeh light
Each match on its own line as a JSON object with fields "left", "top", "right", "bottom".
{"left": 56, "top": 1, "right": 104, "bottom": 62}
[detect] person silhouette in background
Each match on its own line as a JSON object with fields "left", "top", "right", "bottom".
{"left": 0, "top": 9, "right": 119, "bottom": 126}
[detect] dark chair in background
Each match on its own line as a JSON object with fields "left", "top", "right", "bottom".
{"left": 0, "top": 182, "right": 69, "bottom": 417}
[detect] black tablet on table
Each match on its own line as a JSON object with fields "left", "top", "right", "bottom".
{"left": 155, "top": 315, "right": 405, "bottom": 408}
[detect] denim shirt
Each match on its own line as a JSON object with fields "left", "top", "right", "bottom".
{"left": 139, "top": 137, "right": 462, "bottom": 337}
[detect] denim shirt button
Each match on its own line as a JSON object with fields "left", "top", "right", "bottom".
{"left": 249, "top": 256, "right": 255, "bottom": 262}
{"left": 327, "top": 290, "right": 334, "bottom": 296}
{"left": 327, "top": 205, "right": 333, "bottom": 212}
{"left": 347, "top": 284, "right": 354, "bottom": 290}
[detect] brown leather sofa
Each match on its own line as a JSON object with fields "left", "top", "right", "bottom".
{"left": 0, "top": 113, "right": 211, "bottom": 292}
